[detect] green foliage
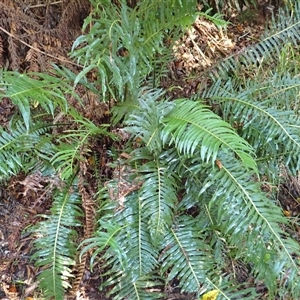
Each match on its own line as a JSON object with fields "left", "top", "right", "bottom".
{"left": 32, "top": 178, "right": 82, "bottom": 299}
{"left": 202, "top": 74, "right": 300, "bottom": 176}
{"left": 1, "top": 0, "right": 300, "bottom": 299}
{"left": 0, "top": 120, "right": 54, "bottom": 180}
{"left": 71, "top": 0, "right": 197, "bottom": 116}
{"left": 1, "top": 70, "right": 70, "bottom": 129}
{"left": 211, "top": 2, "right": 300, "bottom": 80}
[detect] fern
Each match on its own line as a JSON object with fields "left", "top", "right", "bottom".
{"left": 201, "top": 73, "right": 300, "bottom": 175}
{"left": 72, "top": 1, "right": 300, "bottom": 299}
{"left": 2, "top": 0, "right": 300, "bottom": 299}
{"left": 1, "top": 71, "right": 71, "bottom": 129}
{"left": 32, "top": 177, "right": 82, "bottom": 299}
{"left": 0, "top": 120, "right": 54, "bottom": 180}
{"left": 71, "top": 0, "right": 198, "bottom": 115}
{"left": 98, "top": 192, "right": 163, "bottom": 300}
{"left": 210, "top": 2, "right": 300, "bottom": 80}
{"left": 159, "top": 215, "right": 212, "bottom": 293}
{"left": 50, "top": 121, "right": 112, "bottom": 180}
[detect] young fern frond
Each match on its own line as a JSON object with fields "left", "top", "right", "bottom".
{"left": 32, "top": 177, "right": 83, "bottom": 300}
{"left": 124, "top": 89, "right": 173, "bottom": 155}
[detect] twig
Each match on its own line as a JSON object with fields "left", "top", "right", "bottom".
{"left": 27, "top": 1, "right": 63, "bottom": 9}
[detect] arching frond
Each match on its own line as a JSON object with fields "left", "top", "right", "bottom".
{"left": 1, "top": 71, "right": 70, "bottom": 129}
{"left": 202, "top": 157, "right": 300, "bottom": 296}
{"left": 161, "top": 99, "right": 256, "bottom": 171}
{"left": 201, "top": 74, "right": 300, "bottom": 173}
{"left": 126, "top": 95, "right": 256, "bottom": 171}
{"left": 210, "top": 3, "right": 300, "bottom": 80}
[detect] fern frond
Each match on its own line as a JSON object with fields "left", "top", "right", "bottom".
{"left": 139, "top": 159, "right": 178, "bottom": 244}
{"left": 124, "top": 89, "right": 173, "bottom": 156}
{"left": 160, "top": 215, "right": 213, "bottom": 294}
{"left": 99, "top": 191, "right": 161, "bottom": 299}
{"left": 210, "top": 3, "right": 300, "bottom": 80}
{"left": 71, "top": 0, "right": 198, "bottom": 100}
{"left": 1, "top": 71, "right": 70, "bottom": 129}
{"left": 32, "top": 177, "right": 83, "bottom": 300}
{"left": 108, "top": 274, "right": 164, "bottom": 300}
{"left": 112, "top": 87, "right": 160, "bottom": 126}
{"left": 126, "top": 95, "right": 256, "bottom": 171}
{"left": 51, "top": 114, "right": 112, "bottom": 180}
{"left": 201, "top": 74, "right": 300, "bottom": 173}
{"left": 203, "top": 157, "right": 300, "bottom": 296}
{"left": 0, "top": 120, "right": 54, "bottom": 180}
{"left": 161, "top": 99, "right": 257, "bottom": 171}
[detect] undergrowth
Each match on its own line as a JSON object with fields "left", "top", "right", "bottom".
{"left": 1, "top": 0, "right": 300, "bottom": 299}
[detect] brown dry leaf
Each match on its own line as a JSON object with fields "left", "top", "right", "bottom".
{"left": 18, "top": 171, "right": 44, "bottom": 197}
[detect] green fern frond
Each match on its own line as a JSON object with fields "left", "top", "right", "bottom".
{"left": 201, "top": 74, "right": 300, "bottom": 172}
{"left": 108, "top": 274, "right": 164, "bottom": 300}
{"left": 51, "top": 115, "right": 112, "bottom": 180}
{"left": 126, "top": 95, "right": 256, "bottom": 171}
{"left": 80, "top": 219, "right": 125, "bottom": 267}
{"left": 161, "top": 99, "right": 257, "bottom": 171}
{"left": 71, "top": 0, "right": 199, "bottom": 101}
{"left": 124, "top": 89, "right": 173, "bottom": 156}
{"left": 32, "top": 177, "right": 82, "bottom": 300}
{"left": 0, "top": 120, "right": 54, "bottom": 180}
{"left": 210, "top": 3, "right": 300, "bottom": 80}
{"left": 1, "top": 71, "right": 70, "bottom": 129}
{"left": 139, "top": 159, "right": 178, "bottom": 244}
{"left": 203, "top": 158, "right": 300, "bottom": 295}
{"left": 112, "top": 87, "right": 162, "bottom": 126}
{"left": 160, "top": 215, "right": 213, "bottom": 294}
{"left": 99, "top": 191, "right": 161, "bottom": 299}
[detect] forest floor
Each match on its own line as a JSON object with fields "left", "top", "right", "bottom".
{"left": 0, "top": 1, "right": 299, "bottom": 300}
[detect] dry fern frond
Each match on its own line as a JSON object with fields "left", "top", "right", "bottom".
{"left": 25, "top": 41, "right": 40, "bottom": 72}
{"left": 8, "top": 36, "right": 19, "bottom": 70}
{"left": 71, "top": 155, "right": 96, "bottom": 294}
{"left": 0, "top": 0, "right": 90, "bottom": 72}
